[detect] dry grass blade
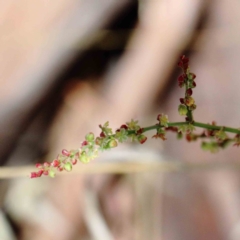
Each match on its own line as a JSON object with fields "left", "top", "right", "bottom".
{"left": 1, "top": 161, "right": 240, "bottom": 179}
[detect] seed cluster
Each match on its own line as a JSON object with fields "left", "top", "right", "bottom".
{"left": 177, "top": 55, "right": 197, "bottom": 122}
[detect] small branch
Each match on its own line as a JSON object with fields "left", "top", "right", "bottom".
{"left": 29, "top": 55, "right": 240, "bottom": 179}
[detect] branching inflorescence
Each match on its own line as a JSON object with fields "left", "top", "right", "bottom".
{"left": 30, "top": 56, "right": 240, "bottom": 178}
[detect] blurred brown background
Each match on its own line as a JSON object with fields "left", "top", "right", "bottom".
{"left": 1, "top": 0, "right": 240, "bottom": 239}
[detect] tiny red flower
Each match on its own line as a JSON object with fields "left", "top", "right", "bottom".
{"left": 57, "top": 166, "right": 64, "bottom": 172}
{"left": 35, "top": 163, "right": 42, "bottom": 169}
{"left": 120, "top": 124, "right": 128, "bottom": 130}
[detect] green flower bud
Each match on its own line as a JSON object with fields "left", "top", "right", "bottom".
{"left": 185, "top": 96, "right": 195, "bottom": 107}
{"left": 159, "top": 114, "right": 169, "bottom": 127}
{"left": 79, "top": 151, "right": 89, "bottom": 163}
{"left": 177, "top": 132, "right": 183, "bottom": 139}
{"left": 189, "top": 104, "right": 197, "bottom": 111}
{"left": 188, "top": 73, "right": 196, "bottom": 80}
{"left": 108, "top": 139, "right": 118, "bottom": 148}
{"left": 49, "top": 169, "right": 56, "bottom": 178}
{"left": 69, "top": 150, "right": 76, "bottom": 158}
{"left": 85, "top": 132, "right": 95, "bottom": 142}
{"left": 64, "top": 162, "right": 72, "bottom": 172}
{"left": 178, "top": 104, "right": 188, "bottom": 116}
{"left": 95, "top": 137, "right": 102, "bottom": 145}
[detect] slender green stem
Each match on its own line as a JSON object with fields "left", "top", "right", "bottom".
{"left": 193, "top": 122, "right": 240, "bottom": 134}
{"left": 137, "top": 121, "right": 240, "bottom": 135}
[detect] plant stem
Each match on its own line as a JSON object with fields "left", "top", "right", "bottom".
{"left": 193, "top": 122, "right": 240, "bottom": 134}
{"left": 139, "top": 122, "right": 240, "bottom": 135}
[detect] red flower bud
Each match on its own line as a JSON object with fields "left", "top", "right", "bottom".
{"left": 178, "top": 61, "right": 183, "bottom": 68}
{"left": 43, "top": 162, "right": 50, "bottom": 167}
{"left": 30, "top": 172, "right": 38, "bottom": 178}
{"left": 138, "top": 135, "right": 147, "bottom": 144}
{"left": 136, "top": 128, "right": 144, "bottom": 135}
{"left": 179, "top": 98, "right": 185, "bottom": 104}
{"left": 71, "top": 159, "right": 77, "bottom": 165}
{"left": 62, "top": 149, "right": 70, "bottom": 157}
{"left": 51, "top": 159, "right": 60, "bottom": 167}
{"left": 120, "top": 124, "right": 128, "bottom": 130}
{"left": 186, "top": 88, "right": 193, "bottom": 96}
{"left": 180, "top": 55, "right": 189, "bottom": 63}
{"left": 177, "top": 74, "right": 186, "bottom": 83}
{"left": 100, "top": 132, "right": 106, "bottom": 138}
{"left": 82, "top": 141, "right": 88, "bottom": 146}
{"left": 37, "top": 170, "right": 44, "bottom": 177}
{"left": 178, "top": 55, "right": 189, "bottom": 70}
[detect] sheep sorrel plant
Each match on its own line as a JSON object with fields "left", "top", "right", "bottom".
{"left": 30, "top": 55, "right": 240, "bottom": 178}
